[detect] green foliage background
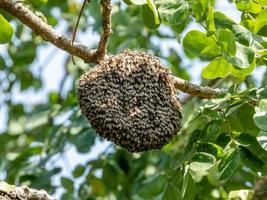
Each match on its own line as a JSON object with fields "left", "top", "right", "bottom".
{"left": 0, "top": 0, "right": 267, "bottom": 199}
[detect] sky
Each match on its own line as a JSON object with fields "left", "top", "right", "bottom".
{"left": 0, "top": 0, "right": 266, "bottom": 197}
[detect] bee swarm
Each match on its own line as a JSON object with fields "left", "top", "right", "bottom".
{"left": 77, "top": 50, "right": 182, "bottom": 152}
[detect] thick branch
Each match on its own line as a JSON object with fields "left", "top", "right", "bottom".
{"left": 172, "top": 76, "right": 221, "bottom": 99}
{"left": 0, "top": 0, "right": 99, "bottom": 63}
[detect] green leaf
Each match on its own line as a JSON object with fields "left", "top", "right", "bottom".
{"left": 202, "top": 56, "right": 231, "bottom": 79}
{"left": 122, "top": 0, "right": 133, "bottom": 5}
{"left": 235, "top": 133, "right": 267, "bottom": 162}
{"left": 190, "top": 152, "right": 216, "bottom": 171}
{"left": 206, "top": 6, "right": 216, "bottom": 35}
{"left": 139, "top": 175, "right": 167, "bottom": 198}
{"left": 217, "top": 148, "right": 241, "bottom": 181}
{"left": 258, "top": 0, "right": 267, "bottom": 6}
{"left": 224, "top": 42, "right": 255, "bottom": 69}
{"left": 257, "top": 131, "right": 267, "bottom": 151}
{"left": 181, "top": 169, "right": 196, "bottom": 200}
{"left": 141, "top": 4, "right": 160, "bottom": 30}
{"left": 0, "top": 14, "right": 14, "bottom": 44}
{"left": 157, "top": 0, "right": 189, "bottom": 25}
{"left": 254, "top": 99, "right": 267, "bottom": 131}
{"left": 72, "top": 165, "right": 85, "bottom": 178}
{"left": 196, "top": 142, "right": 224, "bottom": 158}
{"left": 10, "top": 41, "right": 37, "bottom": 66}
{"left": 255, "top": 10, "right": 267, "bottom": 36}
{"left": 146, "top": 0, "right": 160, "bottom": 25}
{"left": 231, "top": 24, "right": 251, "bottom": 46}
{"left": 214, "top": 12, "right": 251, "bottom": 46}
{"left": 236, "top": 0, "right": 262, "bottom": 13}
{"left": 217, "top": 29, "right": 236, "bottom": 56}
{"left": 162, "top": 182, "right": 182, "bottom": 200}
{"left": 226, "top": 103, "right": 259, "bottom": 136}
{"left": 239, "top": 147, "right": 264, "bottom": 173}
{"left": 61, "top": 177, "right": 74, "bottom": 192}
{"left": 214, "top": 11, "right": 235, "bottom": 29}
{"left": 230, "top": 59, "right": 256, "bottom": 78}
{"left": 193, "top": 0, "right": 209, "bottom": 22}
{"left": 183, "top": 30, "right": 220, "bottom": 59}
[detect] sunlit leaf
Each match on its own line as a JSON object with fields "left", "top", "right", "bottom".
{"left": 0, "top": 14, "right": 14, "bottom": 44}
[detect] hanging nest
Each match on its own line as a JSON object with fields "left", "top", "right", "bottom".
{"left": 77, "top": 50, "right": 182, "bottom": 152}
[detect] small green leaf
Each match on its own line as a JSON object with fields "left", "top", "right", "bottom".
{"left": 257, "top": 131, "right": 267, "bottom": 151}
{"left": 157, "top": 0, "right": 189, "bottom": 25}
{"left": 61, "top": 177, "right": 74, "bottom": 192}
{"left": 190, "top": 152, "right": 216, "bottom": 171}
{"left": 202, "top": 56, "right": 231, "bottom": 79}
{"left": 193, "top": 0, "right": 209, "bottom": 22}
{"left": 217, "top": 28, "right": 236, "bottom": 56}
{"left": 206, "top": 6, "right": 216, "bottom": 35}
{"left": 141, "top": 4, "right": 160, "bottom": 30}
{"left": 217, "top": 148, "right": 241, "bottom": 181}
{"left": 72, "top": 165, "right": 85, "bottom": 178}
{"left": 0, "top": 14, "right": 14, "bottom": 44}
{"left": 255, "top": 10, "right": 267, "bottom": 36}
{"left": 162, "top": 182, "right": 182, "bottom": 200}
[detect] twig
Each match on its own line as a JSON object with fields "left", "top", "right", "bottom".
{"left": 96, "top": 0, "right": 112, "bottom": 60}
{"left": 172, "top": 76, "right": 221, "bottom": 99}
{"left": 71, "top": 0, "right": 89, "bottom": 64}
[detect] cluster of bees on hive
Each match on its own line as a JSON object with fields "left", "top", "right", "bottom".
{"left": 77, "top": 50, "right": 182, "bottom": 152}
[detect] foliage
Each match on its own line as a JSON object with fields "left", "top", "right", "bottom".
{"left": 0, "top": 0, "right": 267, "bottom": 199}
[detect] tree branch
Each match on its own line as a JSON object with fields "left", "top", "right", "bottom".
{"left": 172, "top": 76, "right": 221, "bottom": 99}
{"left": 0, "top": 0, "right": 220, "bottom": 99}
{"left": 96, "top": 0, "right": 112, "bottom": 60}
{"left": 0, "top": 0, "right": 112, "bottom": 64}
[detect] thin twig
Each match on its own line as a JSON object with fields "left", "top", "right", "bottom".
{"left": 71, "top": 0, "right": 89, "bottom": 64}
